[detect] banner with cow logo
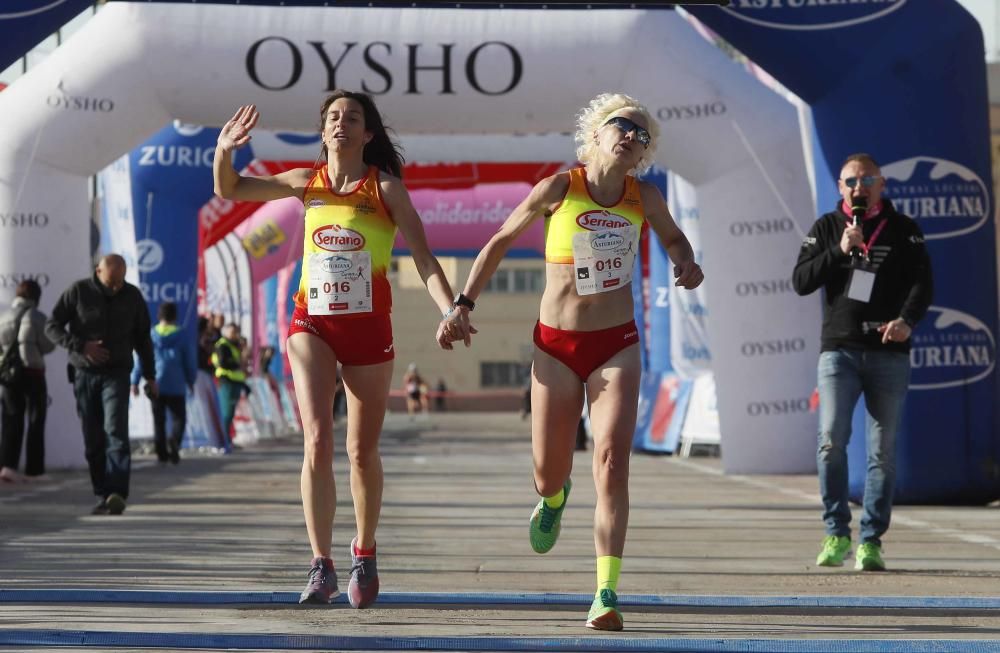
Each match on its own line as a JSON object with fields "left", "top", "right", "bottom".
{"left": 690, "top": 1, "right": 998, "bottom": 501}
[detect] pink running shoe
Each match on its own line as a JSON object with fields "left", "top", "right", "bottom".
{"left": 298, "top": 556, "right": 339, "bottom": 604}
{"left": 348, "top": 537, "right": 380, "bottom": 609}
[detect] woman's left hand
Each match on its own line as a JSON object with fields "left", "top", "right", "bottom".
{"left": 436, "top": 308, "right": 477, "bottom": 350}
{"left": 673, "top": 260, "right": 705, "bottom": 290}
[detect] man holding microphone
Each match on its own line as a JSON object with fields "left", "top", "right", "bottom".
{"left": 793, "top": 153, "right": 933, "bottom": 571}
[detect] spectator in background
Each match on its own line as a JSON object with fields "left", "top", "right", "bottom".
{"left": 258, "top": 345, "right": 276, "bottom": 378}
{"left": 46, "top": 254, "right": 157, "bottom": 515}
{"left": 132, "top": 302, "right": 196, "bottom": 465}
{"left": 0, "top": 279, "right": 55, "bottom": 483}
{"left": 197, "top": 316, "right": 216, "bottom": 374}
{"left": 403, "top": 364, "right": 424, "bottom": 417}
{"left": 211, "top": 323, "right": 246, "bottom": 453}
{"left": 434, "top": 378, "right": 447, "bottom": 412}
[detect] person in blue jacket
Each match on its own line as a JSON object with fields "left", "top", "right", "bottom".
{"left": 132, "top": 302, "right": 197, "bottom": 464}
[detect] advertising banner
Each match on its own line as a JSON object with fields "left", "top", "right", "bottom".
{"left": 691, "top": 1, "right": 999, "bottom": 501}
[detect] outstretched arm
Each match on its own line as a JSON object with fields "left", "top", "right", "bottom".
{"left": 381, "top": 176, "right": 472, "bottom": 349}
{"left": 437, "top": 173, "right": 569, "bottom": 347}
{"left": 641, "top": 182, "right": 704, "bottom": 290}
{"left": 213, "top": 104, "right": 311, "bottom": 202}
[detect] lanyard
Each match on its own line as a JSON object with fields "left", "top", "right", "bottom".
{"left": 845, "top": 217, "right": 888, "bottom": 257}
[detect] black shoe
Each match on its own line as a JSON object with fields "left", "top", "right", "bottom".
{"left": 106, "top": 493, "right": 126, "bottom": 515}
{"left": 91, "top": 499, "right": 110, "bottom": 515}
{"left": 168, "top": 445, "right": 180, "bottom": 465}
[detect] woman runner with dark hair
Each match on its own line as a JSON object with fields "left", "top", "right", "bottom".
{"left": 214, "top": 90, "right": 471, "bottom": 609}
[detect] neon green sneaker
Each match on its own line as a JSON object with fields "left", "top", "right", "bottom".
{"left": 586, "top": 588, "right": 623, "bottom": 631}
{"left": 528, "top": 478, "right": 571, "bottom": 554}
{"left": 855, "top": 542, "right": 886, "bottom": 571}
{"left": 815, "top": 535, "right": 852, "bottom": 567}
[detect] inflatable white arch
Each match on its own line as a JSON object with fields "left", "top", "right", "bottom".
{"left": 0, "top": 3, "right": 818, "bottom": 473}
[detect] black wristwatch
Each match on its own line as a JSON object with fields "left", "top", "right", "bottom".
{"left": 453, "top": 293, "right": 475, "bottom": 312}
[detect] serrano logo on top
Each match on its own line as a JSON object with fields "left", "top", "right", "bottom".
{"left": 577, "top": 210, "right": 631, "bottom": 231}
{"left": 591, "top": 231, "right": 626, "bottom": 251}
{"left": 313, "top": 225, "right": 365, "bottom": 252}
{"left": 881, "top": 157, "right": 990, "bottom": 240}
{"left": 721, "top": 0, "right": 907, "bottom": 31}
{"left": 909, "top": 306, "right": 995, "bottom": 391}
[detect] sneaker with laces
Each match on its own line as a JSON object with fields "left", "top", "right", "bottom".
{"left": 815, "top": 535, "right": 851, "bottom": 567}
{"left": 106, "top": 493, "right": 127, "bottom": 515}
{"left": 299, "top": 556, "right": 339, "bottom": 604}
{"left": 347, "top": 537, "right": 380, "bottom": 609}
{"left": 91, "top": 499, "right": 110, "bottom": 515}
{"left": 586, "top": 588, "right": 623, "bottom": 631}
{"left": 529, "top": 478, "right": 572, "bottom": 554}
{"left": 854, "top": 542, "right": 886, "bottom": 571}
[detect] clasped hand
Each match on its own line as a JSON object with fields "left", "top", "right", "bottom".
{"left": 436, "top": 308, "right": 477, "bottom": 350}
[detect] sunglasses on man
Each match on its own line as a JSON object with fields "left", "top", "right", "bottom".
{"left": 841, "top": 175, "right": 881, "bottom": 189}
{"left": 604, "top": 116, "right": 651, "bottom": 148}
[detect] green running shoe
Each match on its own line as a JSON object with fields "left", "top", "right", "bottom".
{"left": 854, "top": 542, "right": 886, "bottom": 571}
{"left": 815, "top": 535, "right": 852, "bottom": 567}
{"left": 528, "top": 478, "right": 571, "bottom": 554}
{"left": 586, "top": 588, "right": 623, "bottom": 631}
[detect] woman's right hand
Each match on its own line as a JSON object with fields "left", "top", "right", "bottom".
{"left": 217, "top": 105, "right": 259, "bottom": 152}
{"left": 436, "top": 308, "right": 477, "bottom": 350}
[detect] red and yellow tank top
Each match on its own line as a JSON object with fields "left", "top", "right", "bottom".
{"left": 545, "top": 167, "right": 645, "bottom": 264}
{"left": 294, "top": 165, "right": 397, "bottom": 315}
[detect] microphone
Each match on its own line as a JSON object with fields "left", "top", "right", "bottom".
{"left": 850, "top": 195, "right": 867, "bottom": 261}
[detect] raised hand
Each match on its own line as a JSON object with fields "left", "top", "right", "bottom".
{"left": 217, "top": 105, "right": 259, "bottom": 152}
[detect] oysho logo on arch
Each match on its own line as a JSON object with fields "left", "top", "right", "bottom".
{"left": 909, "top": 306, "right": 995, "bottom": 390}
{"left": 881, "top": 156, "right": 989, "bottom": 240}
{"left": 722, "top": 0, "right": 907, "bottom": 31}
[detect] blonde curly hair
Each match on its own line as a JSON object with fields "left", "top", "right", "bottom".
{"left": 574, "top": 92, "right": 659, "bottom": 174}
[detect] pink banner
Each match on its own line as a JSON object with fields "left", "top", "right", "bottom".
{"left": 398, "top": 182, "right": 542, "bottom": 255}
{"left": 234, "top": 196, "right": 305, "bottom": 285}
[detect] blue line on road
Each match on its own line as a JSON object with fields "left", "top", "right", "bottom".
{"left": 2, "top": 630, "right": 999, "bottom": 652}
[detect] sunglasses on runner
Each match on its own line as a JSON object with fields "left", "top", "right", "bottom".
{"left": 842, "top": 175, "right": 881, "bottom": 189}
{"left": 604, "top": 116, "right": 651, "bottom": 148}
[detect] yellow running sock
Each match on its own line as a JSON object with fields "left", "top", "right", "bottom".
{"left": 543, "top": 488, "right": 565, "bottom": 509}
{"left": 596, "top": 556, "right": 622, "bottom": 593}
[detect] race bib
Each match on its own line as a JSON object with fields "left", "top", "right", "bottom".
{"left": 307, "top": 251, "right": 373, "bottom": 315}
{"left": 571, "top": 225, "right": 638, "bottom": 296}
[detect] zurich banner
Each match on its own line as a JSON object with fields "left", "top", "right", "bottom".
{"left": 690, "top": 1, "right": 998, "bottom": 502}
{"left": 116, "top": 121, "right": 253, "bottom": 342}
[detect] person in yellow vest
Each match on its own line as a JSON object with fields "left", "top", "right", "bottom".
{"left": 213, "top": 91, "right": 469, "bottom": 610}
{"left": 211, "top": 323, "right": 246, "bottom": 454}
{"left": 439, "top": 93, "right": 704, "bottom": 631}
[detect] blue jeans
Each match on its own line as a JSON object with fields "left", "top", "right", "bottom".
{"left": 74, "top": 370, "right": 132, "bottom": 500}
{"left": 817, "top": 349, "right": 910, "bottom": 546}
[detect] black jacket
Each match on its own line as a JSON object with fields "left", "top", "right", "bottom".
{"left": 792, "top": 199, "right": 933, "bottom": 353}
{"left": 45, "top": 273, "right": 155, "bottom": 377}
